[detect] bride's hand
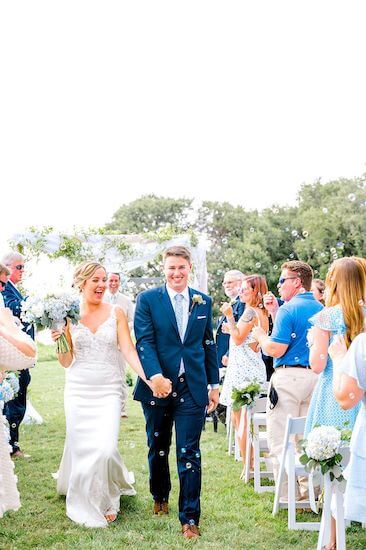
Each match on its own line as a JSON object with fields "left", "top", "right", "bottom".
{"left": 51, "top": 328, "right": 64, "bottom": 341}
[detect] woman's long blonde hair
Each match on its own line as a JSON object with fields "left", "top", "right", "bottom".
{"left": 325, "top": 257, "right": 366, "bottom": 347}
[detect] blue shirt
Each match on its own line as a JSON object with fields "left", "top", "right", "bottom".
{"left": 270, "top": 292, "right": 323, "bottom": 368}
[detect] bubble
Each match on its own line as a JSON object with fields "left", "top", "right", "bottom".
{"left": 348, "top": 193, "right": 356, "bottom": 201}
{"left": 314, "top": 270, "right": 319, "bottom": 275}
{"left": 273, "top": 208, "right": 279, "bottom": 214}
{"left": 180, "top": 398, "right": 185, "bottom": 403}
{"left": 139, "top": 346, "right": 144, "bottom": 351}
{"left": 181, "top": 447, "right": 186, "bottom": 453}
{"left": 186, "top": 462, "right": 192, "bottom": 469}
{"left": 294, "top": 356, "right": 299, "bottom": 362}
{"left": 336, "top": 241, "right": 344, "bottom": 248}
{"left": 302, "top": 231, "right": 309, "bottom": 237}
{"left": 291, "top": 230, "right": 298, "bottom": 237}
{"left": 159, "top": 450, "right": 165, "bottom": 456}
{"left": 330, "top": 247, "right": 336, "bottom": 253}
{"left": 349, "top": 392, "right": 356, "bottom": 400}
{"left": 291, "top": 333, "right": 296, "bottom": 339}
{"left": 285, "top": 227, "right": 289, "bottom": 232}
{"left": 320, "top": 252, "right": 326, "bottom": 257}
{"left": 359, "top": 299, "right": 364, "bottom": 306}
{"left": 222, "top": 238, "right": 228, "bottom": 244}
{"left": 289, "top": 253, "right": 294, "bottom": 259}
{"left": 322, "top": 207, "right": 328, "bottom": 214}
{"left": 255, "top": 262, "right": 261, "bottom": 268}
{"left": 154, "top": 432, "right": 159, "bottom": 437}
{"left": 250, "top": 227, "right": 255, "bottom": 233}
{"left": 273, "top": 264, "right": 278, "bottom": 270}
{"left": 129, "top": 442, "right": 136, "bottom": 448}
{"left": 195, "top": 452, "right": 200, "bottom": 458}
{"left": 320, "top": 354, "right": 325, "bottom": 360}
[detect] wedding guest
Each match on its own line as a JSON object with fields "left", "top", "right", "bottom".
{"left": 311, "top": 278, "right": 325, "bottom": 305}
{"left": 104, "top": 272, "right": 135, "bottom": 417}
{"left": 220, "top": 274, "right": 268, "bottom": 475}
{"left": 305, "top": 257, "right": 366, "bottom": 550}
{"left": 1, "top": 252, "right": 34, "bottom": 458}
{"left": 0, "top": 264, "right": 10, "bottom": 309}
{"left": 216, "top": 270, "right": 245, "bottom": 371}
{"left": 0, "top": 307, "right": 36, "bottom": 517}
{"left": 252, "top": 260, "right": 322, "bottom": 499}
{"left": 329, "top": 333, "right": 366, "bottom": 526}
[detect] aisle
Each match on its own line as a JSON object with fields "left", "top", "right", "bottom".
{"left": 1, "top": 361, "right": 364, "bottom": 549}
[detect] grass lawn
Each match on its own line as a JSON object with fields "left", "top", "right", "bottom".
{"left": 1, "top": 360, "right": 366, "bottom": 550}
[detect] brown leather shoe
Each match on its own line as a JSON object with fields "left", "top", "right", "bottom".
{"left": 153, "top": 501, "right": 169, "bottom": 515}
{"left": 181, "top": 524, "right": 200, "bottom": 539}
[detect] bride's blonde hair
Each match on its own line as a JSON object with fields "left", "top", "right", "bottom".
{"left": 73, "top": 261, "right": 106, "bottom": 293}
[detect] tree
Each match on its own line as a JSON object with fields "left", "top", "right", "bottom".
{"left": 106, "top": 195, "right": 193, "bottom": 234}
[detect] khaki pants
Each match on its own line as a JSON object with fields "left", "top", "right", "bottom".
{"left": 267, "top": 367, "right": 318, "bottom": 499}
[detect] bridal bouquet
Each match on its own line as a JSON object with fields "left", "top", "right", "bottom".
{"left": 21, "top": 292, "right": 80, "bottom": 353}
{"left": 231, "top": 380, "right": 262, "bottom": 411}
{"left": 0, "top": 373, "right": 20, "bottom": 404}
{"left": 298, "top": 425, "right": 351, "bottom": 486}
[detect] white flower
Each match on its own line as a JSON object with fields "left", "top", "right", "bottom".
{"left": 192, "top": 294, "right": 205, "bottom": 305}
{"left": 305, "top": 426, "right": 341, "bottom": 461}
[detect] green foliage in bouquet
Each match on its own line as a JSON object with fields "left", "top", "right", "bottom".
{"left": 231, "top": 380, "right": 262, "bottom": 412}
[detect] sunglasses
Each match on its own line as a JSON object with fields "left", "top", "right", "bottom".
{"left": 278, "top": 276, "right": 298, "bottom": 285}
{"left": 0, "top": 280, "right": 6, "bottom": 289}
{"left": 15, "top": 264, "right": 25, "bottom": 271}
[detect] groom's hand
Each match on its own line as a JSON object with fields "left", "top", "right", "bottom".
{"left": 207, "top": 388, "right": 219, "bottom": 414}
{"left": 150, "top": 374, "right": 172, "bottom": 398}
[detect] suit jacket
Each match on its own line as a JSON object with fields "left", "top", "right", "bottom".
{"left": 215, "top": 298, "right": 245, "bottom": 369}
{"left": 2, "top": 281, "right": 35, "bottom": 340}
{"left": 133, "top": 285, "right": 219, "bottom": 407}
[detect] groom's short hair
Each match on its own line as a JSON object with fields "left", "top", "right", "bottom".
{"left": 163, "top": 246, "right": 192, "bottom": 264}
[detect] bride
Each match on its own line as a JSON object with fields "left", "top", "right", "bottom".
{"left": 52, "top": 261, "right": 170, "bottom": 528}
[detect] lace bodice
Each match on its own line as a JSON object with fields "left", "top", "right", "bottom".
{"left": 70, "top": 308, "right": 120, "bottom": 366}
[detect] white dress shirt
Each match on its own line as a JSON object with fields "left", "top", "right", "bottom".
{"left": 166, "top": 284, "right": 190, "bottom": 376}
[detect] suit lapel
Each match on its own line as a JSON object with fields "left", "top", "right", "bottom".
{"left": 184, "top": 288, "right": 197, "bottom": 342}
{"left": 159, "top": 286, "right": 180, "bottom": 338}
{"left": 8, "top": 282, "right": 22, "bottom": 300}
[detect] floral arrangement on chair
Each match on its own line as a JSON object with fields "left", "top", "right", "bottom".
{"left": 298, "top": 425, "right": 351, "bottom": 487}
{"left": 231, "top": 380, "right": 262, "bottom": 412}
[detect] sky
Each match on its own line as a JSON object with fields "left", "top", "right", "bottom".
{"left": 1, "top": 1, "right": 366, "bottom": 252}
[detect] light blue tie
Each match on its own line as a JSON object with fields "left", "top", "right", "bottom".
{"left": 174, "top": 293, "right": 184, "bottom": 339}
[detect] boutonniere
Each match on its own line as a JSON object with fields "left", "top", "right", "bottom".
{"left": 190, "top": 294, "right": 206, "bottom": 313}
{"left": 229, "top": 298, "right": 237, "bottom": 306}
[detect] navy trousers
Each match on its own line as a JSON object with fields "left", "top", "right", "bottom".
{"left": 142, "top": 376, "right": 206, "bottom": 526}
{"left": 4, "top": 368, "right": 31, "bottom": 453}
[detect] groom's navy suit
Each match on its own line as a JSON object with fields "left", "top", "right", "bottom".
{"left": 134, "top": 284, "right": 219, "bottom": 526}
{"left": 2, "top": 281, "right": 34, "bottom": 453}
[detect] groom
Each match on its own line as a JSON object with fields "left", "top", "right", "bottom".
{"left": 134, "top": 245, "right": 219, "bottom": 539}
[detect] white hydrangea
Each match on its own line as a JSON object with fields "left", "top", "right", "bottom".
{"left": 305, "top": 426, "right": 341, "bottom": 461}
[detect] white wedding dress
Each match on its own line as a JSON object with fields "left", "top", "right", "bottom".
{"left": 56, "top": 306, "right": 136, "bottom": 528}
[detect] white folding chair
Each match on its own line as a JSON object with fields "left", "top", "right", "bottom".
{"left": 243, "top": 397, "right": 274, "bottom": 493}
{"left": 273, "top": 415, "right": 320, "bottom": 531}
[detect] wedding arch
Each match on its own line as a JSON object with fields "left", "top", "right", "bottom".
{"left": 10, "top": 228, "right": 209, "bottom": 293}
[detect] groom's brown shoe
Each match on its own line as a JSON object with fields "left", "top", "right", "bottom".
{"left": 153, "top": 501, "right": 169, "bottom": 515}
{"left": 181, "top": 524, "right": 200, "bottom": 539}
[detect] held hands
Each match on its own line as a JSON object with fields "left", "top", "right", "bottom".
{"left": 207, "top": 388, "right": 219, "bottom": 414}
{"left": 221, "top": 322, "right": 231, "bottom": 334}
{"left": 150, "top": 374, "right": 172, "bottom": 399}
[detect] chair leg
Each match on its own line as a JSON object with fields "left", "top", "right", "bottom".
{"left": 317, "top": 473, "right": 332, "bottom": 550}
{"left": 287, "top": 450, "right": 296, "bottom": 529}
{"left": 335, "top": 482, "right": 346, "bottom": 550}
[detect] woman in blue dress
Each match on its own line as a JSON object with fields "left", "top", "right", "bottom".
{"left": 330, "top": 332, "right": 366, "bottom": 525}
{"left": 305, "top": 256, "right": 366, "bottom": 549}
